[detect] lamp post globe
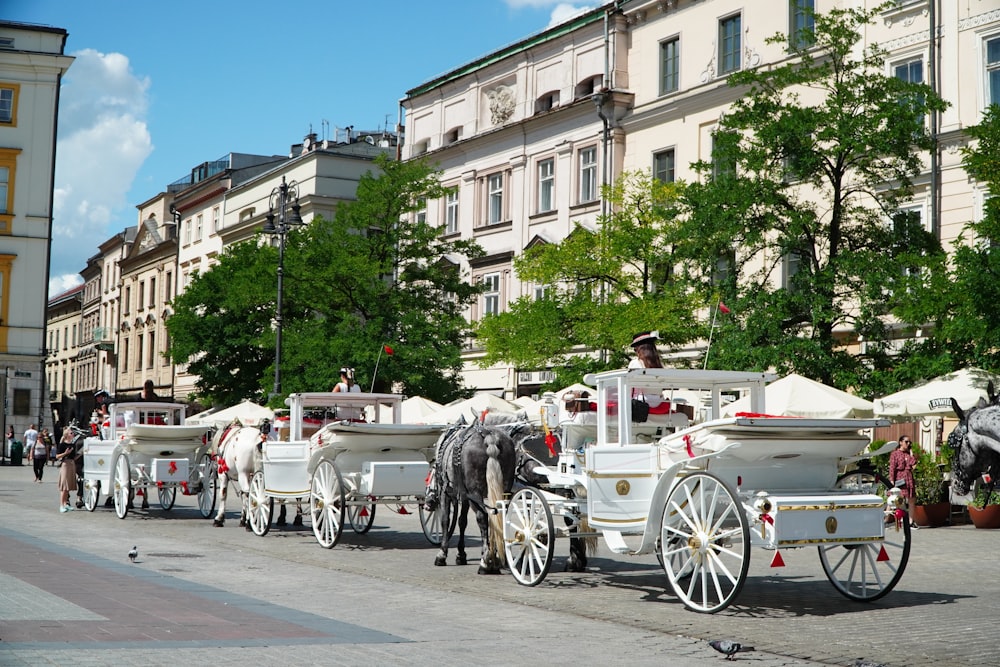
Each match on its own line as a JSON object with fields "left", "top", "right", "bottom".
{"left": 262, "top": 176, "right": 304, "bottom": 401}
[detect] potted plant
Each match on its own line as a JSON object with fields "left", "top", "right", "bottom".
{"left": 967, "top": 483, "right": 1000, "bottom": 529}
{"left": 912, "top": 449, "right": 950, "bottom": 527}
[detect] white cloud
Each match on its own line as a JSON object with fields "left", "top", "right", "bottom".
{"left": 502, "top": 1, "right": 598, "bottom": 28}
{"left": 547, "top": 3, "right": 595, "bottom": 27}
{"left": 50, "top": 48, "right": 152, "bottom": 286}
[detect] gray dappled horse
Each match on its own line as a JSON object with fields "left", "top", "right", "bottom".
{"left": 427, "top": 416, "right": 518, "bottom": 574}
{"left": 948, "top": 384, "right": 1000, "bottom": 496}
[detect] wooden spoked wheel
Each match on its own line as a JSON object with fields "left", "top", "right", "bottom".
{"left": 310, "top": 460, "right": 345, "bottom": 549}
{"left": 246, "top": 470, "right": 273, "bottom": 536}
{"left": 660, "top": 472, "right": 750, "bottom": 613}
{"left": 112, "top": 453, "right": 131, "bottom": 519}
{"left": 503, "top": 486, "right": 555, "bottom": 587}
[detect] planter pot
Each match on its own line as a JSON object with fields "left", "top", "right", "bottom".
{"left": 913, "top": 501, "right": 950, "bottom": 527}
{"left": 968, "top": 504, "right": 1000, "bottom": 529}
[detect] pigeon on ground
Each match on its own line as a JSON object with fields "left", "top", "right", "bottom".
{"left": 854, "top": 660, "right": 887, "bottom": 667}
{"left": 708, "top": 640, "right": 755, "bottom": 660}
{"left": 128, "top": 546, "right": 138, "bottom": 563}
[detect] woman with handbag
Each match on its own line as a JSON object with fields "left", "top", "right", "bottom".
{"left": 889, "top": 435, "right": 918, "bottom": 528}
{"left": 55, "top": 428, "right": 78, "bottom": 512}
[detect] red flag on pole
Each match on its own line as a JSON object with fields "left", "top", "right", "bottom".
{"left": 383, "top": 345, "right": 394, "bottom": 355}
{"left": 718, "top": 302, "right": 731, "bottom": 314}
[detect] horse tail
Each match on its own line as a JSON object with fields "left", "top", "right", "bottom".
{"left": 484, "top": 429, "right": 506, "bottom": 566}
{"left": 578, "top": 518, "right": 599, "bottom": 556}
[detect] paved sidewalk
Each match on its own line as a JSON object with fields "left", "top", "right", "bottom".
{"left": 0, "top": 459, "right": 993, "bottom": 666}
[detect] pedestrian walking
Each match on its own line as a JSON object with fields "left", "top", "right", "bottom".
{"left": 25, "top": 423, "right": 45, "bottom": 482}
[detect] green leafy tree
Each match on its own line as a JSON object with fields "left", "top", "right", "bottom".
{"left": 676, "top": 4, "right": 948, "bottom": 392}
{"left": 932, "top": 105, "right": 1000, "bottom": 370}
{"left": 167, "top": 155, "right": 483, "bottom": 406}
{"left": 475, "top": 171, "right": 700, "bottom": 387}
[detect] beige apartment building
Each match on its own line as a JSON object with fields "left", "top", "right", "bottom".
{"left": 400, "top": 0, "right": 1000, "bottom": 398}
{"left": 1, "top": 21, "right": 73, "bottom": 435}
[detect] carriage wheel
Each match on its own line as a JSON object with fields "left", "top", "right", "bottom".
{"left": 819, "top": 472, "right": 912, "bottom": 601}
{"left": 310, "top": 459, "right": 345, "bottom": 549}
{"left": 347, "top": 498, "right": 376, "bottom": 534}
{"left": 504, "top": 486, "right": 555, "bottom": 587}
{"left": 158, "top": 485, "right": 177, "bottom": 511}
{"left": 660, "top": 471, "right": 750, "bottom": 613}
{"left": 112, "top": 453, "right": 131, "bottom": 519}
{"left": 196, "top": 453, "right": 217, "bottom": 519}
{"left": 246, "top": 471, "right": 273, "bottom": 536}
{"left": 83, "top": 480, "right": 100, "bottom": 512}
{"left": 419, "top": 500, "right": 458, "bottom": 546}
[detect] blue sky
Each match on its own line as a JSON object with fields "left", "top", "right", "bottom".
{"left": 6, "top": 0, "right": 597, "bottom": 293}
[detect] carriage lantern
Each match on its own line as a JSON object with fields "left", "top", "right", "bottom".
{"left": 262, "top": 176, "right": 304, "bottom": 401}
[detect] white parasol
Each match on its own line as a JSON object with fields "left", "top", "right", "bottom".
{"left": 721, "top": 373, "right": 874, "bottom": 419}
{"left": 874, "top": 367, "right": 1000, "bottom": 417}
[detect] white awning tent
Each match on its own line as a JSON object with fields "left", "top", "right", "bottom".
{"left": 377, "top": 395, "right": 445, "bottom": 423}
{"left": 721, "top": 373, "right": 874, "bottom": 419}
{"left": 874, "top": 367, "right": 1000, "bottom": 417}
{"left": 187, "top": 400, "right": 275, "bottom": 427}
{"left": 423, "top": 393, "right": 525, "bottom": 425}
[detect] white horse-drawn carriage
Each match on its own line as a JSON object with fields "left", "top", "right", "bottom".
{"left": 80, "top": 402, "right": 215, "bottom": 519}
{"left": 242, "top": 392, "right": 449, "bottom": 547}
{"left": 502, "top": 368, "right": 910, "bottom": 613}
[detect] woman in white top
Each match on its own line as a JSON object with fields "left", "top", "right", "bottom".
{"left": 333, "top": 368, "right": 361, "bottom": 393}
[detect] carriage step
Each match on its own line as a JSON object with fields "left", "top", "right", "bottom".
{"left": 602, "top": 530, "right": 632, "bottom": 555}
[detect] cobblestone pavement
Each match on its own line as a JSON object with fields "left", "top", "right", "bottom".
{"left": 0, "top": 460, "right": 994, "bottom": 666}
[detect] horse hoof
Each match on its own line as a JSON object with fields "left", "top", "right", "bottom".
{"left": 293, "top": 515, "right": 303, "bottom": 527}
{"left": 276, "top": 518, "right": 287, "bottom": 527}
{"left": 239, "top": 519, "right": 246, "bottom": 527}
{"left": 455, "top": 555, "right": 468, "bottom": 566}
{"left": 434, "top": 556, "right": 447, "bottom": 566}
{"left": 213, "top": 519, "right": 225, "bottom": 527}
{"left": 477, "top": 565, "right": 502, "bottom": 575}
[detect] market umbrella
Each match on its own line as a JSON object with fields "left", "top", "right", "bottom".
{"left": 423, "top": 393, "right": 524, "bottom": 425}
{"left": 721, "top": 373, "right": 874, "bottom": 419}
{"left": 378, "top": 395, "right": 445, "bottom": 423}
{"left": 874, "top": 367, "right": 1000, "bottom": 417}
{"left": 188, "top": 400, "right": 275, "bottom": 427}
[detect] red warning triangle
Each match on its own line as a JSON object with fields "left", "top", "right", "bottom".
{"left": 360, "top": 507, "right": 369, "bottom": 517}
{"left": 876, "top": 545, "right": 890, "bottom": 562}
{"left": 770, "top": 550, "right": 785, "bottom": 567}
{"left": 398, "top": 506, "right": 410, "bottom": 515}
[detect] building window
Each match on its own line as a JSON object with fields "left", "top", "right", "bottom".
{"left": 12, "top": 388, "right": 29, "bottom": 415}
{"left": 0, "top": 84, "right": 18, "bottom": 125}
{"left": 122, "top": 338, "right": 129, "bottom": 372}
{"left": 416, "top": 198, "right": 427, "bottom": 225}
{"left": 789, "top": 0, "right": 815, "bottom": 49}
{"left": 124, "top": 286, "right": 131, "bottom": 314}
{"left": 575, "top": 75, "right": 603, "bottom": 99}
{"left": 653, "top": 149, "right": 675, "bottom": 183}
{"left": 445, "top": 127, "right": 462, "bottom": 144}
{"left": 482, "top": 272, "right": 501, "bottom": 316}
{"left": 537, "top": 159, "right": 555, "bottom": 213}
{"left": 711, "top": 130, "right": 737, "bottom": 181}
{"left": 535, "top": 91, "right": 559, "bottom": 114}
{"left": 660, "top": 37, "right": 679, "bottom": 95}
{"left": 149, "top": 277, "right": 156, "bottom": 309}
{"left": 165, "top": 272, "right": 172, "bottom": 302}
{"left": 487, "top": 173, "right": 504, "bottom": 224}
{"left": 138, "top": 281, "right": 145, "bottom": 310}
{"left": 445, "top": 190, "right": 459, "bottom": 235}
{"left": 195, "top": 214, "right": 204, "bottom": 241}
{"left": 0, "top": 147, "right": 20, "bottom": 226}
{"left": 783, "top": 249, "right": 805, "bottom": 291}
{"left": 212, "top": 206, "right": 220, "bottom": 234}
{"left": 183, "top": 218, "right": 191, "bottom": 244}
{"left": 148, "top": 332, "right": 156, "bottom": 368}
{"left": 987, "top": 35, "right": 1000, "bottom": 106}
{"left": 719, "top": 14, "right": 742, "bottom": 75}
{"left": 579, "top": 147, "right": 597, "bottom": 203}
{"left": 894, "top": 58, "right": 925, "bottom": 127}
{"left": 136, "top": 334, "right": 143, "bottom": 373}
{"left": 533, "top": 285, "right": 550, "bottom": 300}
{"left": 712, "top": 250, "right": 735, "bottom": 286}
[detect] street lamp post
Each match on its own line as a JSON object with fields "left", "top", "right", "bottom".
{"left": 261, "top": 176, "right": 304, "bottom": 400}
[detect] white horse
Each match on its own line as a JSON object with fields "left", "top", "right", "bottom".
{"left": 211, "top": 419, "right": 266, "bottom": 528}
